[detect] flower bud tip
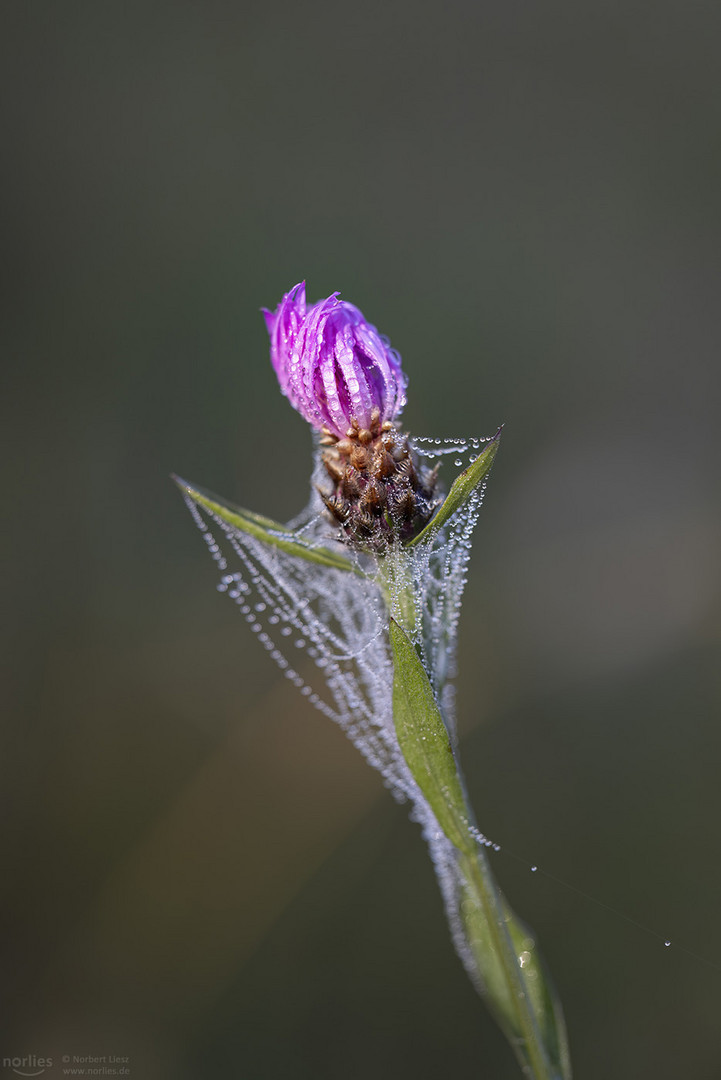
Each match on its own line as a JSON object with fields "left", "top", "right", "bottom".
{"left": 264, "top": 282, "right": 407, "bottom": 439}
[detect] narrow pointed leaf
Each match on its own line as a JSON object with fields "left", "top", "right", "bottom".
{"left": 173, "top": 476, "right": 359, "bottom": 573}
{"left": 457, "top": 857, "right": 572, "bottom": 1080}
{"left": 407, "top": 429, "right": 502, "bottom": 548}
{"left": 390, "top": 618, "right": 475, "bottom": 854}
{"left": 391, "top": 615, "right": 571, "bottom": 1080}
{"left": 503, "top": 906, "right": 573, "bottom": 1080}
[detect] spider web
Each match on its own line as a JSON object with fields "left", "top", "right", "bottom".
{"left": 184, "top": 431, "right": 498, "bottom": 988}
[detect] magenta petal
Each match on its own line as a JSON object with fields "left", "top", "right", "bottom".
{"left": 263, "top": 284, "right": 407, "bottom": 437}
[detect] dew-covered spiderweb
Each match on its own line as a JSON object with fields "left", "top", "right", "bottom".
{"left": 184, "top": 432, "right": 497, "bottom": 991}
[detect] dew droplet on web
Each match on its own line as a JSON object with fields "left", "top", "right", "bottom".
{"left": 185, "top": 431, "right": 500, "bottom": 989}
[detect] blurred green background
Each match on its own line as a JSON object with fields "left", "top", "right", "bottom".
{"left": 2, "top": 2, "right": 720, "bottom": 1078}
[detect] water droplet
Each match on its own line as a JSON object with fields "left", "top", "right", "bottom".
{"left": 530, "top": 866, "right": 538, "bottom": 872}
{"left": 185, "top": 433, "right": 498, "bottom": 826}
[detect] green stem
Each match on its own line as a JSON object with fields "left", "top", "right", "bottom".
{"left": 458, "top": 846, "right": 559, "bottom": 1080}
{"left": 382, "top": 554, "right": 567, "bottom": 1080}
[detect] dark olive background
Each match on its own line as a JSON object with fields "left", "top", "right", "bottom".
{"left": 2, "top": 3, "right": 720, "bottom": 1078}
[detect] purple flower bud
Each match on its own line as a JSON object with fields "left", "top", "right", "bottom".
{"left": 263, "top": 282, "right": 407, "bottom": 439}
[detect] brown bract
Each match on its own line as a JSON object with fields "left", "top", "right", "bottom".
{"left": 318, "top": 408, "right": 440, "bottom": 552}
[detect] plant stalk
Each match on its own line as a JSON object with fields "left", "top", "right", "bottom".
{"left": 457, "top": 846, "right": 560, "bottom": 1080}
{"left": 382, "top": 552, "right": 568, "bottom": 1080}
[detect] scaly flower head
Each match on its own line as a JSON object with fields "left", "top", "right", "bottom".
{"left": 264, "top": 282, "right": 436, "bottom": 550}
{"left": 263, "top": 282, "right": 407, "bottom": 440}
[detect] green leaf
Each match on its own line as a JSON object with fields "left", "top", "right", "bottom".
{"left": 390, "top": 615, "right": 572, "bottom": 1080}
{"left": 173, "top": 476, "right": 359, "bottom": 574}
{"left": 503, "top": 906, "right": 573, "bottom": 1080}
{"left": 390, "top": 618, "right": 475, "bottom": 854}
{"left": 407, "top": 428, "right": 502, "bottom": 548}
{"left": 457, "top": 852, "right": 572, "bottom": 1080}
